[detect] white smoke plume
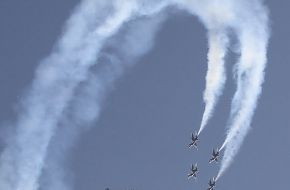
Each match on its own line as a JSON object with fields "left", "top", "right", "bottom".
{"left": 0, "top": 0, "right": 269, "bottom": 189}
{"left": 176, "top": 0, "right": 270, "bottom": 179}
{"left": 175, "top": 1, "right": 234, "bottom": 136}
{"left": 217, "top": 0, "right": 270, "bottom": 179}
{"left": 0, "top": 0, "right": 172, "bottom": 189}
{"left": 40, "top": 15, "right": 167, "bottom": 190}
{"left": 198, "top": 30, "right": 229, "bottom": 135}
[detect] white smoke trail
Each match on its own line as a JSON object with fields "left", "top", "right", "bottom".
{"left": 0, "top": 1, "right": 140, "bottom": 190}
{"left": 0, "top": 0, "right": 269, "bottom": 189}
{"left": 217, "top": 0, "right": 270, "bottom": 179}
{"left": 198, "top": 30, "right": 229, "bottom": 135}
{"left": 40, "top": 15, "right": 167, "bottom": 190}
{"left": 0, "top": 0, "right": 176, "bottom": 189}
{"left": 174, "top": 0, "right": 235, "bottom": 135}
{"left": 176, "top": 0, "right": 270, "bottom": 179}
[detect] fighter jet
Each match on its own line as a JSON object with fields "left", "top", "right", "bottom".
{"left": 209, "top": 148, "right": 220, "bottom": 163}
{"left": 189, "top": 132, "right": 199, "bottom": 149}
{"left": 187, "top": 163, "right": 198, "bottom": 179}
{"left": 207, "top": 177, "right": 216, "bottom": 190}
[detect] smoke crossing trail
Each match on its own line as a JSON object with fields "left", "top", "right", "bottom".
{"left": 217, "top": 0, "right": 270, "bottom": 179}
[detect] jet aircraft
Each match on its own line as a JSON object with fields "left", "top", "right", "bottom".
{"left": 209, "top": 148, "right": 220, "bottom": 163}
{"left": 187, "top": 163, "right": 198, "bottom": 179}
{"left": 207, "top": 177, "right": 216, "bottom": 190}
{"left": 189, "top": 132, "right": 199, "bottom": 149}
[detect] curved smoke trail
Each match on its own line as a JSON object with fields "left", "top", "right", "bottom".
{"left": 0, "top": 1, "right": 142, "bottom": 189}
{"left": 175, "top": 0, "right": 235, "bottom": 136}
{"left": 40, "top": 15, "right": 167, "bottom": 190}
{"left": 0, "top": 0, "right": 175, "bottom": 189}
{"left": 217, "top": 0, "right": 270, "bottom": 179}
{"left": 0, "top": 0, "right": 270, "bottom": 189}
{"left": 198, "top": 30, "right": 229, "bottom": 135}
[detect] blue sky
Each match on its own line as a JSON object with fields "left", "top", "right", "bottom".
{"left": 0, "top": 1, "right": 289, "bottom": 190}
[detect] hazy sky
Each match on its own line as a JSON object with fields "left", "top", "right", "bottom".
{"left": 0, "top": 0, "right": 289, "bottom": 190}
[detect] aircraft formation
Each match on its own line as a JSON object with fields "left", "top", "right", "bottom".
{"left": 187, "top": 131, "right": 220, "bottom": 189}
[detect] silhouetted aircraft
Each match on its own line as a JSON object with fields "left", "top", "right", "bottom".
{"left": 187, "top": 163, "right": 198, "bottom": 179}
{"left": 207, "top": 177, "right": 216, "bottom": 190}
{"left": 209, "top": 148, "right": 220, "bottom": 163}
{"left": 189, "top": 132, "right": 199, "bottom": 149}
